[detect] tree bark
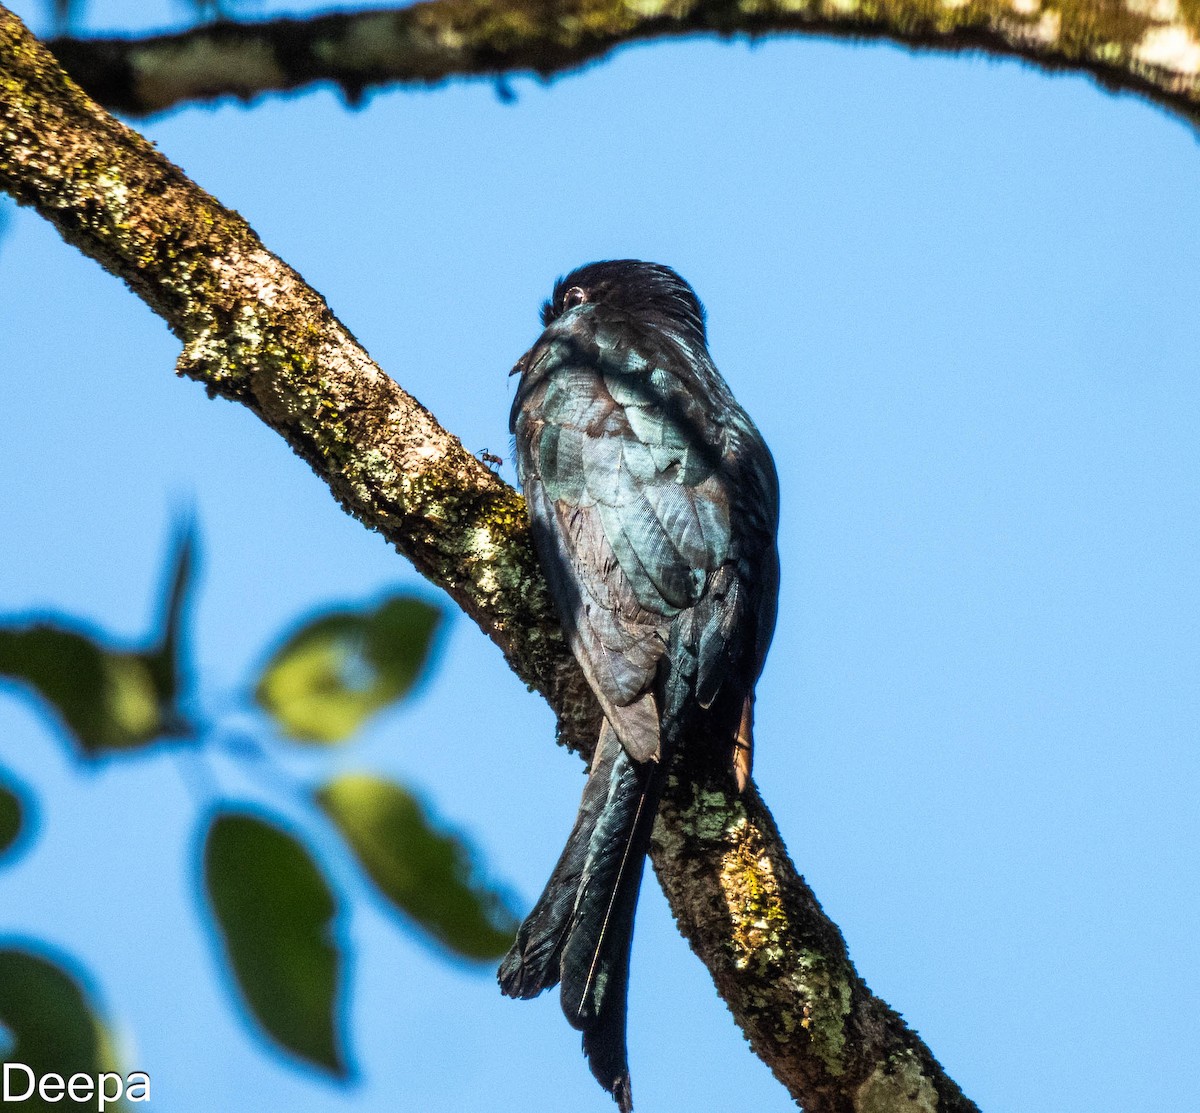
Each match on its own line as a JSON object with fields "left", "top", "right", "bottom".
{"left": 44, "top": 0, "right": 1200, "bottom": 125}
{"left": 0, "top": 7, "right": 977, "bottom": 1110}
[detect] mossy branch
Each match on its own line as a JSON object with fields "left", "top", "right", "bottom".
{"left": 0, "top": 6, "right": 977, "bottom": 1111}
{"left": 44, "top": 0, "right": 1200, "bottom": 125}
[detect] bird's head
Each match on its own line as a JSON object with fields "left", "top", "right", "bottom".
{"left": 540, "top": 260, "right": 707, "bottom": 345}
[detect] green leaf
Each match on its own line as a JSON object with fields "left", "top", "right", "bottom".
{"left": 0, "top": 786, "right": 20, "bottom": 857}
{"left": 0, "top": 625, "right": 164, "bottom": 755}
{"left": 0, "top": 526, "right": 198, "bottom": 755}
{"left": 203, "top": 812, "right": 347, "bottom": 1076}
{"left": 0, "top": 947, "right": 124, "bottom": 1111}
{"left": 255, "top": 596, "right": 441, "bottom": 744}
{"left": 317, "top": 774, "right": 519, "bottom": 961}
{"left": 143, "top": 519, "right": 197, "bottom": 728}
{"left": 0, "top": 771, "right": 31, "bottom": 862}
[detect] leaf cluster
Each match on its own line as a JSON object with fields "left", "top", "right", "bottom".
{"left": 0, "top": 522, "right": 520, "bottom": 1078}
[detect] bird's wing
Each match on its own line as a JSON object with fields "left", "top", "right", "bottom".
{"left": 513, "top": 318, "right": 734, "bottom": 762}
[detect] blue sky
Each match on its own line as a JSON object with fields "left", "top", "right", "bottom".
{"left": 2, "top": 2, "right": 1199, "bottom": 1110}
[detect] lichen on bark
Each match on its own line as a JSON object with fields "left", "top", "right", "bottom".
{"left": 40, "top": 0, "right": 1200, "bottom": 126}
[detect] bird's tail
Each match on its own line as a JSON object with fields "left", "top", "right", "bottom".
{"left": 498, "top": 721, "right": 660, "bottom": 1113}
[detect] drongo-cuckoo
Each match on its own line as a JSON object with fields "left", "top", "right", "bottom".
{"left": 499, "top": 261, "right": 780, "bottom": 1111}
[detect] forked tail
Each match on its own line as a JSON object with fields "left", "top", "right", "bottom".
{"left": 498, "top": 722, "right": 661, "bottom": 1113}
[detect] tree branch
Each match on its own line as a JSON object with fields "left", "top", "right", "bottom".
{"left": 45, "top": 0, "right": 1200, "bottom": 125}
{"left": 0, "top": 7, "right": 977, "bottom": 1110}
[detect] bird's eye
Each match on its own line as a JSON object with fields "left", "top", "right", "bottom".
{"left": 561, "top": 286, "right": 587, "bottom": 311}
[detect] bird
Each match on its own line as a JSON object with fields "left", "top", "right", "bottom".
{"left": 498, "top": 260, "right": 780, "bottom": 1112}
